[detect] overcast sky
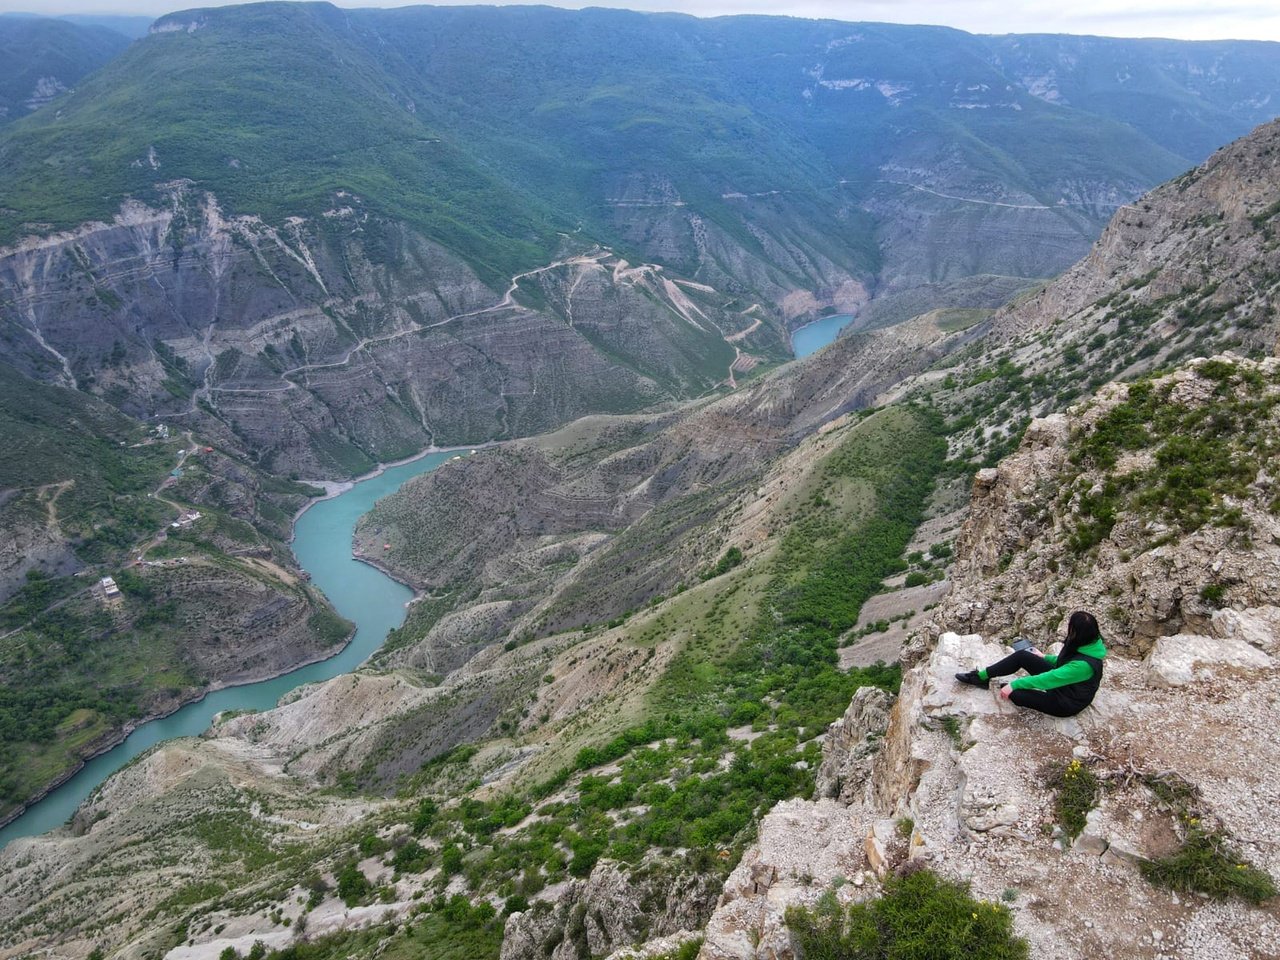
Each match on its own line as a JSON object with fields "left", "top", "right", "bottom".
{"left": 7, "top": 0, "right": 1280, "bottom": 42}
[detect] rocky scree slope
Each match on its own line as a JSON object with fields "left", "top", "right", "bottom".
{"left": 880, "top": 115, "right": 1280, "bottom": 481}
{"left": 678, "top": 356, "right": 1280, "bottom": 960}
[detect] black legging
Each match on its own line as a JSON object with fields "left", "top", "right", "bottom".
{"left": 984, "top": 649, "right": 1087, "bottom": 718}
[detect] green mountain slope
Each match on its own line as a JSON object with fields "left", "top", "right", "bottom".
{"left": 4, "top": 4, "right": 1278, "bottom": 285}
{"left": 0, "top": 4, "right": 563, "bottom": 283}
{"left": 0, "top": 17, "right": 130, "bottom": 127}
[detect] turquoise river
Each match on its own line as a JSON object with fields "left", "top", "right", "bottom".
{"left": 0, "top": 314, "right": 854, "bottom": 850}
{"left": 0, "top": 450, "right": 457, "bottom": 850}
{"left": 791, "top": 313, "right": 853, "bottom": 358}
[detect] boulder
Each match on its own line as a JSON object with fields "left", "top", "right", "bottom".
{"left": 1145, "top": 633, "right": 1274, "bottom": 687}
{"left": 701, "top": 799, "right": 866, "bottom": 959}
{"left": 604, "top": 931, "right": 703, "bottom": 959}
{"left": 1210, "top": 606, "right": 1280, "bottom": 655}
{"left": 865, "top": 819, "right": 896, "bottom": 877}
{"left": 922, "top": 632, "right": 1009, "bottom": 718}
{"left": 1072, "top": 809, "right": 1109, "bottom": 856}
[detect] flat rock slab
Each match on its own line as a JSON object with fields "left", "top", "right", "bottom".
{"left": 1146, "top": 633, "right": 1275, "bottom": 687}
{"left": 923, "top": 631, "right": 1010, "bottom": 716}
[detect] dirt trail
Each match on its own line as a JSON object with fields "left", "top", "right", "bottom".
{"left": 36, "top": 480, "right": 74, "bottom": 535}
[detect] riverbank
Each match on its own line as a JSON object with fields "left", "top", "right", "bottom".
{"left": 0, "top": 620, "right": 362, "bottom": 833}
{"left": 1, "top": 444, "right": 480, "bottom": 848}
{"left": 290, "top": 441, "right": 497, "bottom": 533}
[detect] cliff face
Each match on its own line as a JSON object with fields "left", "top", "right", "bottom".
{"left": 991, "top": 117, "right": 1280, "bottom": 355}
{"left": 0, "top": 189, "right": 808, "bottom": 477}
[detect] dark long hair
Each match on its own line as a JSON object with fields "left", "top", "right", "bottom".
{"left": 1060, "top": 611, "right": 1101, "bottom": 662}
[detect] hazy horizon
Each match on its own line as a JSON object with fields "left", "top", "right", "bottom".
{"left": 4, "top": 0, "right": 1280, "bottom": 43}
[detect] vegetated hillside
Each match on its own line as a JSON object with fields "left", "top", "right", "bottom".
{"left": 48, "top": 15, "right": 155, "bottom": 41}
{"left": 0, "top": 361, "right": 351, "bottom": 824}
{"left": 917, "top": 114, "right": 1280, "bottom": 479}
{"left": 0, "top": 3, "right": 562, "bottom": 281}
{"left": 983, "top": 34, "right": 1280, "bottom": 162}
{"left": 0, "top": 202, "right": 770, "bottom": 477}
{"left": 0, "top": 17, "right": 130, "bottom": 127}
{"left": 2, "top": 27, "right": 1280, "bottom": 960}
{"left": 4, "top": 5, "right": 1277, "bottom": 286}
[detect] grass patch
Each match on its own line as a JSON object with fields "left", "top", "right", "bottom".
{"left": 1064, "top": 359, "right": 1280, "bottom": 551}
{"left": 1049, "top": 758, "right": 1099, "bottom": 842}
{"left": 1140, "top": 828, "right": 1276, "bottom": 904}
{"left": 1138, "top": 772, "right": 1276, "bottom": 904}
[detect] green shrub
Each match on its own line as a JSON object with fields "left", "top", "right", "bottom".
{"left": 652, "top": 940, "right": 703, "bottom": 960}
{"left": 392, "top": 839, "right": 432, "bottom": 874}
{"left": 1199, "top": 584, "right": 1226, "bottom": 607}
{"left": 441, "top": 844, "right": 464, "bottom": 876}
{"left": 785, "top": 869, "right": 1029, "bottom": 960}
{"left": 701, "top": 546, "right": 744, "bottom": 581}
{"left": 336, "top": 862, "right": 371, "bottom": 907}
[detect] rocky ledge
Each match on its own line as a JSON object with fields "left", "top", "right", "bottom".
{"left": 679, "top": 620, "right": 1279, "bottom": 960}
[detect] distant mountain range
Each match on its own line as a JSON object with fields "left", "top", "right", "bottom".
{"left": 0, "top": 16, "right": 132, "bottom": 127}
{"left": 3, "top": 5, "right": 1280, "bottom": 284}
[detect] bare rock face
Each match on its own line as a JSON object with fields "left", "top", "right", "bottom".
{"left": 815, "top": 686, "right": 895, "bottom": 803}
{"left": 604, "top": 931, "right": 704, "bottom": 960}
{"left": 0, "top": 502, "right": 81, "bottom": 601}
{"left": 1210, "top": 606, "right": 1280, "bottom": 655}
{"left": 935, "top": 357, "right": 1280, "bottom": 655}
{"left": 0, "top": 191, "right": 783, "bottom": 477}
{"left": 700, "top": 799, "right": 869, "bottom": 960}
{"left": 991, "top": 118, "right": 1280, "bottom": 356}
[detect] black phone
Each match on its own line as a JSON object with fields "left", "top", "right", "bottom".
{"left": 1011, "top": 637, "right": 1034, "bottom": 652}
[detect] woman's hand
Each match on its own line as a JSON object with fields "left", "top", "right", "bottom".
{"left": 1000, "top": 684, "right": 1013, "bottom": 700}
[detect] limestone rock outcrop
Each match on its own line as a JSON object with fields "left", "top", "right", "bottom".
{"left": 500, "top": 859, "right": 718, "bottom": 960}
{"left": 814, "top": 686, "right": 895, "bottom": 804}
{"left": 935, "top": 357, "right": 1280, "bottom": 655}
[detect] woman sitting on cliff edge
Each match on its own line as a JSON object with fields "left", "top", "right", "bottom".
{"left": 955, "top": 611, "right": 1106, "bottom": 717}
